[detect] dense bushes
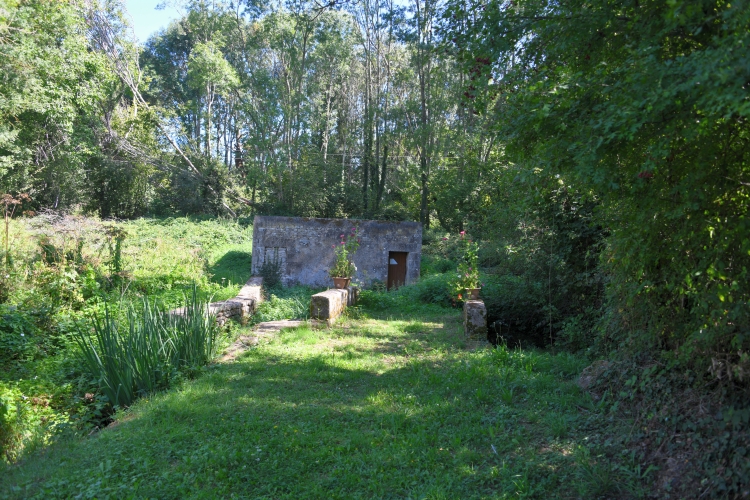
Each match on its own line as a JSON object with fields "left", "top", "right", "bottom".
{"left": 421, "top": 192, "right": 605, "bottom": 349}
{"left": 0, "top": 307, "right": 41, "bottom": 367}
{"left": 0, "top": 384, "right": 21, "bottom": 463}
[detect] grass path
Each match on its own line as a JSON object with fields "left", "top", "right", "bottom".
{"left": 1, "top": 307, "right": 634, "bottom": 499}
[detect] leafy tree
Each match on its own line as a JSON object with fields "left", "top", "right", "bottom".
{"left": 188, "top": 40, "right": 239, "bottom": 155}
{"left": 0, "top": 0, "right": 111, "bottom": 208}
{"left": 444, "top": 0, "right": 750, "bottom": 365}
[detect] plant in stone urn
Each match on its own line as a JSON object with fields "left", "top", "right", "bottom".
{"left": 451, "top": 231, "right": 482, "bottom": 300}
{"left": 329, "top": 225, "right": 360, "bottom": 288}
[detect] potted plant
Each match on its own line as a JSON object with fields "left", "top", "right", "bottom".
{"left": 329, "top": 225, "right": 359, "bottom": 288}
{"left": 451, "top": 231, "right": 482, "bottom": 300}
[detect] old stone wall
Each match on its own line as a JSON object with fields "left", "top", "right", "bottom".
{"left": 251, "top": 216, "right": 422, "bottom": 288}
{"left": 171, "top": 277, "right": 263, "bottom": 326}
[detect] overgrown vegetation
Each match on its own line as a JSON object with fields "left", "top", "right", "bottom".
{"left": 0, "top": 216, "right": 251, "bottom": 462}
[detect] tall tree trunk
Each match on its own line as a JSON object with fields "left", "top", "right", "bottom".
{"left": 205, "top": 87, "right": 213, "bottom": 157}
{"left": 376, "top": 142, "right": 387, "bottom": 210}
{"left": 362, "top": 96, "right": 371, "bottom": 214}
{"left": 416, "top": 0, "right": 432, "bottom": 229}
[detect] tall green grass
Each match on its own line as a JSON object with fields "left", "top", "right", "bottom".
{"left": 76, "top": 288, "right": 217, "bottom": 409}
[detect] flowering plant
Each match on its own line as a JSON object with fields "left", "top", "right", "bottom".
{"left": 451, "top": 231, "right": 481, "bottom": 297}
{"left": 329, "top": 225, "right": 360, "bottom": 278}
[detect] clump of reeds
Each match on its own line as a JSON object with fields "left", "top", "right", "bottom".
{"left": 76, "top": 287, "right": 216, "bottom": 409}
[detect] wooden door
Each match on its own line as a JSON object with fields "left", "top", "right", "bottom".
{"left": 387, "top": 252, "right": 408, "bottom": 290}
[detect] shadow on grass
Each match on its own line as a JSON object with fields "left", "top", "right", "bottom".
{"left": 2, "top": 323, "right": 602, "bottom": 500}
{"left": 207, "top": 250, "right": 252, "bottom": 286}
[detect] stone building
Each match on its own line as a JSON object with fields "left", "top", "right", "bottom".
{"left": 251, "top": 216, "right": 422, "bottom": 289}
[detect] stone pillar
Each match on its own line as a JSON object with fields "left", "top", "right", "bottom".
{"left": 463, "top": 300, "right": 487, "bottom": 342}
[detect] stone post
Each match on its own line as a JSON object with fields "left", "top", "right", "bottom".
{"left": 310, "top": 288, "right": 349, "bottom": 323}
{"left": 463, "top": 299, "right": 487, "bottom": 344}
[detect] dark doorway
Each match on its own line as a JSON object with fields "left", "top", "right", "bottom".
{"left": 387, "top": 252, "right": 408, "bottom": 290}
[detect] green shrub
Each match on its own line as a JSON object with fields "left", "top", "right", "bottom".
{"left": 420, "top": 255, "right": 455, "bottom": 276}
{"left": 482, "top": 275, "right": 549, "bottom": 345}
{"left": 555, "top": 310, "right": 600, "bottom": 354}
{"left": 359, "top": 273, "right": 454, "bottom": 310}
{"left": 257, "top": 249, "right": 283, "bottom": 289}
{"left": 421, "top": 229, "right": 464, "bottom": 263}
{"left": 358, "top": 289, "right": 399, "bottom": 310}
{"left": 409, "top": 273, "right": 454, "bottom": 306}
{"left": 0, "top": 306, "right": 41, "bottom": 368}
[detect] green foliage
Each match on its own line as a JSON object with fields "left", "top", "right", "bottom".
{"left": 103, "top": 225, "right": 128, "bottom": 281}
{"left": 447, "top": 0, "right": 750, "bottom": 358}
{"left": 442, "top": 1, "right": 750, "bottom": 487}
{"left": 0, "top": 306, "right": 40, "bottom": 368}
{"left": 587, "top": 359, "right": 750, "bottom": 498}
{"left": 0, "top": 216, "right": 254, "bottom": 463}
{"left": 76, "top": 288, "right": 217, "bottom": 409}
{"left": 359, "top": 273, "right": 456, "bottom": 311}
{"left": 0, "top": 383, "right": 22, "bottom": 463}
{"left": 329, "top": 225, "right": 360, "bottom": 279}
{"left": 448, "top": 232, "right": 481, "bottom": 296}
{"left": 420, "top": 255, "right": 454, "bottom": 276}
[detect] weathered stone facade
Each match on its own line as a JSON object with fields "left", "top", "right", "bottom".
{"left": 251, "top": 216, "right": 422, "bottom": 288}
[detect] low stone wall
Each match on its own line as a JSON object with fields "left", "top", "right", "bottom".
{"left": 464, "top": 299, "right": 487, "bottom": 343}
{"left": 171, "top": 277, "right": 264, "bottom": 326}
{"left": 310, "top": 286, "right": 358, "bottom": 323}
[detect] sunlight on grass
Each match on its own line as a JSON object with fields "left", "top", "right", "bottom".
{"left": 1, "top": 305, "right": 637, "bottom": 499}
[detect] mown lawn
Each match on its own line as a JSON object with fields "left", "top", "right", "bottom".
{"left": 1, "top": 306, "right": 637, "bottom": 499}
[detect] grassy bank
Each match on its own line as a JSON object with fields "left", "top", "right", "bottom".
{"left": 1, "top": 305, "right": 643, "bottom": 499}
